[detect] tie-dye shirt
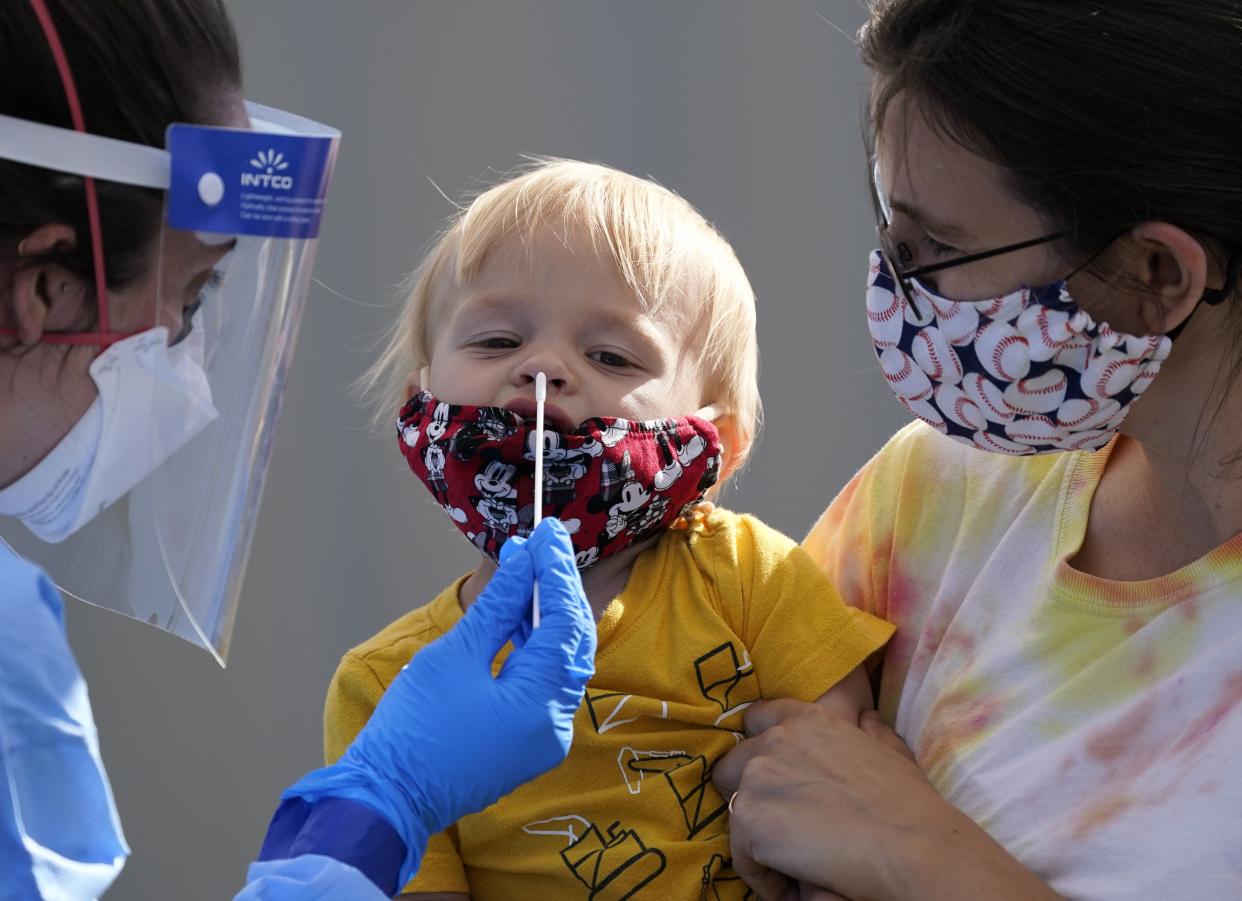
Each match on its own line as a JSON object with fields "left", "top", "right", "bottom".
{"left": 804, "top": 423, "right": 1242, "bottom": 900}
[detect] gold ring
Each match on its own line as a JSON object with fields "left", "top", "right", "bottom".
{"left": 728, "top": 790, "right": 738, "bottom": 814}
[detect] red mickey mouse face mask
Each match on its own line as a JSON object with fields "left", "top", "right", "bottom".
{"left": 396, "top": 391, "right": 722, "bottom": 569}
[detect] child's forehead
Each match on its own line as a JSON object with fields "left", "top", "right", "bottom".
{"left": 469, "top": 224, "right": 623, "bottom": 285}
{"left": 432, "top": 224, "right": 698, "bottom": 332}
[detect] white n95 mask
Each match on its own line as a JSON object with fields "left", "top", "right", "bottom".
{"left": 0, "top": 318, "right": 218, "bottom": 543}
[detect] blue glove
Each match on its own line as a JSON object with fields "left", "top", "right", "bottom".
{"left": 279, "top": 518, "right": 596, "bottom": 885}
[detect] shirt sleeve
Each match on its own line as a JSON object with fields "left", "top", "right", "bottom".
{"left": 236, "top": 855, "right": 390, "bottom": 901}
{"left": 323, "top": 649, "right": 470, "bottom": 894}
{"left": 803, "top": 458, "right": 887, "bottom": 623}
{"left": 710, "top": 513, "right": 895, "bottom": 702}
{"left": 803, "top": 424, "right": 970, "bottom": 721}
{"left": 802, "top": 422, "right": 928, "bottom": 624}
{"left": 0, "top": 548, "right": 128, "bottom": 899}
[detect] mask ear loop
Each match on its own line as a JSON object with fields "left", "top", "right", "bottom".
{"left": 9, "top": 0, "right": 119, "bottom": 348}
{"left": 531, "top": 371, "right": 546, "bottom": 629}
{"left": 1199, "top": 248, "right": 1242, "bottom": 307}
{"left": 1158, "top": 248, "right": 1240, "bottom": 342}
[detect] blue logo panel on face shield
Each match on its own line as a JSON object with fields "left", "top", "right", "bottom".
{"left": 166, "top": 122, "right": 337, "bottom": 239}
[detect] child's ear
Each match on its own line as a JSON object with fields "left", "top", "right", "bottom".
{"left": 712, "top": 413, "right": 745, "bottom": 482}
{"left": 405, "top": 366, "right": 430, "bottom": 400}
{"left": 694, "top": 405, "right": 745, "bottom": 482}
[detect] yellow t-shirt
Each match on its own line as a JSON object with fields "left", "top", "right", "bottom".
{"left": 324, "top": 508, "right": 893, "bottom": 899}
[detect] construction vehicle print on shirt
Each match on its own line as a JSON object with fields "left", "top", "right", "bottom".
{"left": 586, "top": 640, "right": 758, "bottom": 739}
{"left": 617, "top": 747, "right": 729, "bottom": 841}
{"left": 617, "top": 747, "right": 690, "bottom": 795}
{"left": 586, "top": 691, "right": 670, "bottom": 735}
{"left": 700, "top": 853, "right": 757, "bottom": 901}
{"left": 524, "top": 815, "right": 667, "bottom": 899}
{"left": 695, "top": 642, "right": 760, "bottom": 729}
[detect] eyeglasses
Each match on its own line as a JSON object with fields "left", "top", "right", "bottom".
{"left": 869, "top": 156, "right": 1066, "bottom": 305}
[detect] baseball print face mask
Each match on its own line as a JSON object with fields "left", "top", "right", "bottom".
{"left": 396, "top": 391, "right": 721, "bottom": 568}
{"left": 865, "top": 250, "right": 1174, "bottom": 454}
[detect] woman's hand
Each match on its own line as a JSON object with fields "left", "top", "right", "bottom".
{"left": 713, "top": 701, "right": 1059, "bottom": 901}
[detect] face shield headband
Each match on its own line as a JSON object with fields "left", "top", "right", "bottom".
{"left": 0, "top": 0, "right": 136, "bottom": 347}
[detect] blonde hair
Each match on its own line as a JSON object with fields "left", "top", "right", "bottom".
{"left": 362, "top": 158, "right": 761, "bottom": 472}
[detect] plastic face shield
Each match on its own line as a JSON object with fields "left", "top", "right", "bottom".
{"left": 0, "top": 103, "right": 339, "bottom": 664}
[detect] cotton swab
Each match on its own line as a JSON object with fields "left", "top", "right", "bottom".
{"left": 531, "top": 371, "right": 546, "bottom": 629}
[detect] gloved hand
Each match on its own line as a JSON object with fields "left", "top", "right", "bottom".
{"left": 281, "top": 518, "right": 596, "bottom": 884}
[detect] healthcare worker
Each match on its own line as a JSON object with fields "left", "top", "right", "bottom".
{"left": 0, "top": 2, "right": 596, "bottom": 899}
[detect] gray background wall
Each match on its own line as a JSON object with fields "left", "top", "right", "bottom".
{"left": 68, "top": 2, "right": 907, "bottom": 897}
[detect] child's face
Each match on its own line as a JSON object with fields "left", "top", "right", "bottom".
{"left": 422, "top": 225, "right": 709, "bottom": 431}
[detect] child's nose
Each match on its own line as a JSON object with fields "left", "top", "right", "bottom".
{"left": 512, "top": 353, "right": 573, "bottom": 393}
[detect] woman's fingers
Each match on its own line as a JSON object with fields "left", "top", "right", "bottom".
{"left": 729, "top": 795, "right": 799, "bottom": 901}
{"left": 799, "top": 884, "right": 849, "bottom": 901}
{"left": 452, "top": 536, "right": 534, "bottom": 658}
{"left": 859, "top": 709, "right": 917, "bottom": 762}
{"left": 734, "top": 859, "right": 799, "bottom": 901}
{"left": 714, "top": 700, "right": 942, "bottom": 899}
{"left": 715, "top": 698, "right": 848, "bottom": 797}
{"left": 711, "top": 738, "right": 754, "bottom": 796}
{"left": 500, "top": 519, "right": 596, "bottom": 690}
{"left": 741, "top": 697, "right": 807, "bottom": 736}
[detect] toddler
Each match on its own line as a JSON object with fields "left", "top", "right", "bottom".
{"left": 326, "top": 159, "right": 893, "bottom": 899}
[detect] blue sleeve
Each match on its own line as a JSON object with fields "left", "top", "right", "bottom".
{"left": 255, "top": 795, "right": 405, "bottom": 894}
{"left": 235, "top": 855, "right": 392, "bottom": 901}
{"left": 0, "top": 546, "right": 128, "bottom": 898}
{"left": 235, "top": 795, "right": 408, "bottom": 899}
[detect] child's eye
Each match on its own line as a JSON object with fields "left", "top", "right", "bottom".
{"left": 920, "top": 234, "right": 960, "bottom": 257}
{"left": 589, "top": 350, "right": 632, "bottom": 368}
{"left": 473, "top": 336, "right": 520, "bottom": 350}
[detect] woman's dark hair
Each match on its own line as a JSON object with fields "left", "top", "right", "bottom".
{"left": 0, "top": 0, "right": 241, "bottom": 328}
{"left": 861, "top": 0, "right": 1242, "bottom": 455}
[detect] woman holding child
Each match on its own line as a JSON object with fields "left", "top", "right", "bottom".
{"left": 716, "top": 1, "right": 1242, "bottom": 898}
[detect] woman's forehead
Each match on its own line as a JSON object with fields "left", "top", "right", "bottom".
{"left": 875, "top": 93, "right": 1046, "bottom": 239}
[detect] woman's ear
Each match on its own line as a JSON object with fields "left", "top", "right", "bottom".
{"left": 9, "top": 224, "right": 79, "bottom": 346}
{"left": 1128, "top": 222, "right": 1209, "bottom": 335}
